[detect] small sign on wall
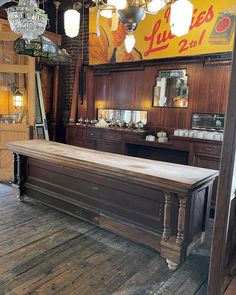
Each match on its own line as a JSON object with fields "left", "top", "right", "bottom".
{"left": 89, "top": 0, "right": 236, "bottom": 65}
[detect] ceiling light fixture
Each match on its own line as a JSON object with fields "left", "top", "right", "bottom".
{"left": 14, "top": 35, "right": 58, "bottom": 58}
{"left": 170, "top": 0, "right": 193, "bottom": 37}
{"left": 93, "top": 0, "right": 193, "bottom": 53}
{"left": 64, "top": 2, "right": 82, "bottom": 38}
{"left": 6, "top": 0, "right": 48, "bottom": 42}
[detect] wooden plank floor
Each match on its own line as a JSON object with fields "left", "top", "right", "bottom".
{"left": 0, "top": 183, "right": 210, "bottom": 295}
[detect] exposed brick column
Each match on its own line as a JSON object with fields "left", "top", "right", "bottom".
{"left": 61, "top": 8, "right": 89, "bottom": 123}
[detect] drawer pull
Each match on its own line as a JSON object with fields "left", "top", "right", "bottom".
{"left": 204, "top": 147, "right": 213, "bottom": 152}
{"left": 90, "top": 133, "right": 95, "bottom": 136}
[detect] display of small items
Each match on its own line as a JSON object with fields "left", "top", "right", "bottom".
{"left": 174, "top": 129, "right": 223, "bottom": 141}
{"left": 0, "top": 113, "right": 20, "bottom": 124}
{"left": 146, "top": 131, "right": 168, "bottom": 142}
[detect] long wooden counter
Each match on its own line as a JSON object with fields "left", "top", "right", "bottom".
{"left": 7, "top": 140, "right": 218, "bottom": 270}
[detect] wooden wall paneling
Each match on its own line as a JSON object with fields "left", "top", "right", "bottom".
{"left": 0, "top": 124, "right": 30, "bottom": 181}
{"left": 86, "top": 67, "right": 96, "bottom": 120}
{"left": 41, "top": 66, "right": 54, "bottom": 115}
{"left": 196, "top": 65, "right": 230, "bottom": 114}
{"left": 92, "top": 59, "right": 230, "bottom": 132}
{"left": 218, "top": 65, "right": 231, "bottom": 113}
{"left": 94, "top": 74, "right": 111, "bottom": 112}
{"left": 110, "top": 71, "right": 136, "bottom": 109}
{"left": 134, "top": 67, "right": 156, "bottom": 111}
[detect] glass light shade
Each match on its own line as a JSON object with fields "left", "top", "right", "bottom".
{"left": 40, "top": 48, "right": 72, "bottom": 66}
{"left": 170, "top": 0, "right": 193, "bottom": 37}
{"left": 13, "top": 90, "right": 23, "bottom": 109}
{"left": 64, "top": 9, "right": 80, "bottom": 38}
{"left": 125, "top": 34, "right": 135, "bottom": 53}
{"left": 14, "top": 35, "right": 58, "bottom": 57}
{"left": 108, "top": 0, "right": 127, "bottom": 10}
{"left": 100, "top": 8, "right": 113, "bottom": 18}
{"left": 6, "top": 0, "right": 48, "bottom": 42}
{"left": 147, "top": 0, "right": 166, "bottom": 13}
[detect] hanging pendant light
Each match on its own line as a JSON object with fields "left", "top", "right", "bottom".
{"left": 6, "top": 0, "right": 48, "bottom": 42}
{"left": 125, "top": 33, "right": 135, "bottom": 53}
{"left": 64, "top": 2, "right": 82, "bottom": 38}
{"left": 93, "top": 0, "right": 171, "bottom": 53}
{"left": 14, "top": 35, "right": 58, "bottom": 57}
{"left": 170, "top": 0, "right": 193, "bottom": 37}
{"left": 147, "top": 0, "right": 166, "bottom": 13}
{"left": 40, "top": 48, "right": 73, "bottom": 65}
{"left": 108, "top": 0, "right": 127, "bottom": 10}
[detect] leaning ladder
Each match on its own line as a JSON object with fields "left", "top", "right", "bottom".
{"left": 35, "top": 71, "right": 49, "bottom": 140}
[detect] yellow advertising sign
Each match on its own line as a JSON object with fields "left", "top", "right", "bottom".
{"left": 89, "top": 0, "right": 236, "bottom": 65}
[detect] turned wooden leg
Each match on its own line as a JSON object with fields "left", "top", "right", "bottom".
{"left": 176, "top": 194, "right": 187, "bottom": 246}
{"left": 13, "top": 154, "right": 24, "bottom": 202}
{"left": 166, "top": 259, "right": 178, "bottom": 271}
{"left": 162, "top": 192, "right": 172, "bottom": 242}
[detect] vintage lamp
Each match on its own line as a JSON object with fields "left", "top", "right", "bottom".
{"left": 13, "top": 89, "right": 24, "bottom": 110}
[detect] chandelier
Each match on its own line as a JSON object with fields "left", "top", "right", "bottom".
{"left": 6, "top": 0, "right": 48, "bottom": 42}
{"left": 93, "top": 0, "right": 193, "bottom": 53}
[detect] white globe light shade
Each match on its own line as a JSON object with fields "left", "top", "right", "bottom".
{"left": 64, "top": 9, "right": 80, "bottom": 38}
{"left": 147, "top": 0, "right": 166, "bottom": 13}
{"left": 170, "top": 0, "right": 193, "bottom": 37}
{"left": 100, "top": 8, "right": 113, "bottom": 18}
{"left": 125, "top": 34, "right": 135, "bottom": 53}
{"left": 108, "top": 0, "right": 127, "bottom": 10}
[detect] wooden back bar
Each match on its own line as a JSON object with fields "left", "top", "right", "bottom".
{"left": 7, "top": 140, "right": 218, "bottom": 270}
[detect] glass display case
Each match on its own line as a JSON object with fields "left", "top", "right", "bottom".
{"left": 97, "top": 108, "right": 148, "bottom": 127}
{"left": 191, "top": 113, "right": 225, "bottom": 131}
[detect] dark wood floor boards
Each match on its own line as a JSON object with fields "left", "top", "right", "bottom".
{"left": 0, "top": 183, "right": 210, "bottom": 295}
{"left": 110, "top": 257, "right": 171, "bottom": 295}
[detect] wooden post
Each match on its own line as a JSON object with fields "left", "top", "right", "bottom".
{"left": 208, "top": 25, "right": 236, "bottom": 294}
{"left": 13, "top": 153, "right": 17, "bottom": 184}
{"left": 176, "top": 194, "right": 187, "bottom": 246}
{"left": 162, "top": 191, "right": 172, "bottom": 242}
{"left": 69, "top": 54, "right": 82, "bottom": 124}
{"left": 51, "top": 65, "right": 60, "bottom": 141}
{"left": 12, "top": 154, "right": 24, "bottom": 202}
{"left": 27, "top": 57, "right": 36, "bottom": 127}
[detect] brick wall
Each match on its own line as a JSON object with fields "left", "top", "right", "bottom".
{"left": 61, "top": 8, "right": 89, "bottom": 123}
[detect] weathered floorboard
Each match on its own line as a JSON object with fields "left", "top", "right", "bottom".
{"left": 0, "top": 183, "right": 210, "bottom": 295}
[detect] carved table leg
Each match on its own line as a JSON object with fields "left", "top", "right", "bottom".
{"left": 160, "top": 193, "right": 189, "bottom": 270}
{"left": 12, "top": 153, "right": 25, "bottom": 202}
{"left": 162, "top": 192, "right": 172, "bottom": 242}
{"left": 176, "top": 194, "right": 187, "bottom": 246}
{"left": 13, "top": 152, "right": 17, "bottom": 184}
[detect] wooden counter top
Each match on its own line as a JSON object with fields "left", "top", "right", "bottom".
{"left": 8, "top": 140, "right": 218, "bottom": 193}
{"left": 8, "top": 139, "right": 218, "bottom": 269}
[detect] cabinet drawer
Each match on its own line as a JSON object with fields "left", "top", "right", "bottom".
{"left": 67, "top": 127, "right": 83, "bottom": 138}
{"left": 194, "top": 143, "right": 221, "bottom": 156}
{"left": 102, "top": 131, "right": 122, "bottom": 142}
{"left": 96, "top": 140, "right": 122, "bottom": 154}
{"left": 84, "top": 128, "right": 101, "bottom": 139}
